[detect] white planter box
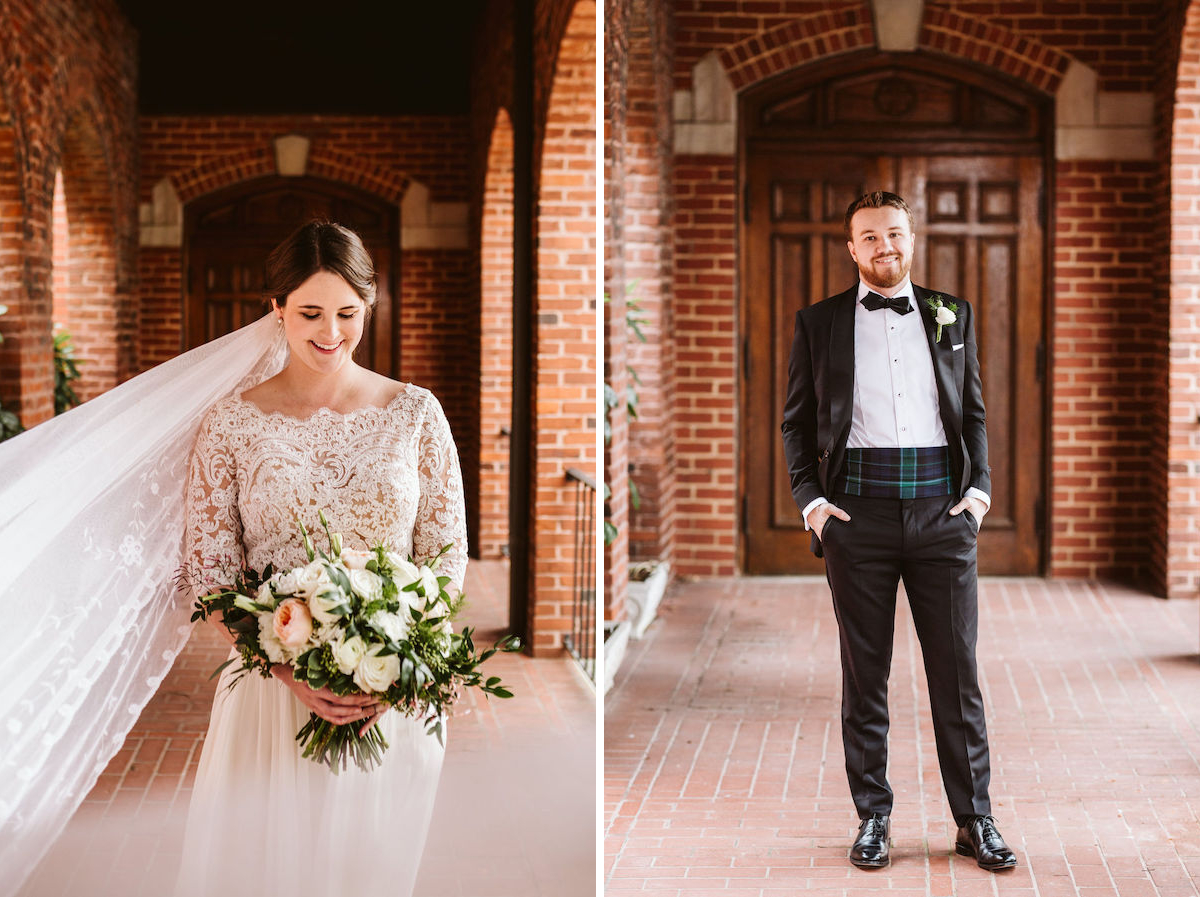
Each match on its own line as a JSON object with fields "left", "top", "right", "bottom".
{"left": 627, "top": 561, "right": 670, "bottom": 639}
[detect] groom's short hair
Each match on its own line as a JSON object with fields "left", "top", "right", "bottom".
{"left": 844, "top": 191, "right": 915, "bottom": 239}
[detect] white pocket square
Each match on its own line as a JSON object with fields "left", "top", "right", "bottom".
{"left": 952, "top": 343, "right": 964, "bottom": 351}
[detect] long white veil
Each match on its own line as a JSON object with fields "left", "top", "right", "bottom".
{"left": 0, "top": 314, "right": 288, "bottom": 895}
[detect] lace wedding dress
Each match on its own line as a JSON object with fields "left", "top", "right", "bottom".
{"left": 174, "top": 385, "right": 466, "bottom": 897}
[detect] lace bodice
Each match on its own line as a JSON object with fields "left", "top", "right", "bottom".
{"left": 185, "top": 384, "right": 467, "bottom": 593}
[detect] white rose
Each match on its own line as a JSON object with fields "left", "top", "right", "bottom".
{"left": 258, "top": 613, "right": 289, "bottom": 664}
{"left": 385, "top": 551, "right": 421, "bottom": 583}
{"left": 935, "top": 305, "right": 956, "bottom": 326}
{"left": 395, "top": 587, "right": 424, "bottom": 619}
{"left": 269, "top": 570, "right": 300, "bottom": 595}
{"left": 293, "top": 561, "right": 332, "bottom": 598}
{"left": 256, "top": 582, "right": 276, "bottom": 608}
{"left": 353, "top": 644, "right": 401, "bottom": 694}
{"left": 307, "top": 583, "right": 350, "bottom": 624}
{"left": 348, "top": 568, "right": 383, "bottom": 602}
{"left": 331, "top": 634, "right": 368, "bottom": 674}
{"left": 418, "top": 566, "right": 441, "bottom": 600}
{"left": 341, "top": 549, "right": 373, "bottom": 571}
{"left": 369, "top": 609, "right": 409, "bottom": 643}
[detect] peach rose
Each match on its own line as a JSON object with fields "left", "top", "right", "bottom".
{"left": 273, "top": 597, "right": 313, "bottom": 650}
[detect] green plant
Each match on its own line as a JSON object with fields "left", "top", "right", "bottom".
{"left": 53, "top": 327, "right": 83, "bottom": 414}
{"left": 0, "top": 304, "right": 23, "bottom": 442}
{"left": 603, "top": 282, "right": 648, "bottom": 546}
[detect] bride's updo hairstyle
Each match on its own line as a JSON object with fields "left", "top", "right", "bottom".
{"left": 264, "top": 220, "right": 377, "bottom": 312}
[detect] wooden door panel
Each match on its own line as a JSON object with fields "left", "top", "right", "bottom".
{"left": 900, "top": 156, "right": 1043, "bottom": 572}
{"left": 744, "top": 153, "right": 878, "bottom": 575}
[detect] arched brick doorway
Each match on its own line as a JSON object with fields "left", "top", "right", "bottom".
{"left": 480, "top": 108, "right": 514, "bottom": 561}
{"left": 183, "top": 177, "right": 399, "bottom": 376}
{"left": 52, "top": 109, "right": 119, "bottom": 405}
{"left": 740, "top": 53, "right": 1050, "bottom": 576}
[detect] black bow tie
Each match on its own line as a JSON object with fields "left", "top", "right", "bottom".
{"left": 861, "top": 291, "right": 912, "bottom": 315}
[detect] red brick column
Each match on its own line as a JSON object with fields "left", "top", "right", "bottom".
{"left": 0, "top": 93, "right": 28, "bottom": 420}
{"left": 1168, "top": 1, "right": 1200, "bottom": 597}
{"left": 625, "top": 0, "right": 678, "bottom": 569}
{"left": 533, "top": 0, "right": 598, "bottom": 653}
{"left": 605, "top": 0, "right": 632, "bottom": 625}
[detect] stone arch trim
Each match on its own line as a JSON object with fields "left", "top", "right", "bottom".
{"left": 171, "top": 149, "right": 276, "bottom": 204}
{"left": 305, "top": 147, "right": 407, "bottom": 204}
{"left": 718, "top": 7, "right": 874, "bottom": 91}
{"left": 171, "top": 147, "right": 408, "bottom": 206}
{"left": 713, "top": 5, "right": 1072, "bottom": 97}
{"left": 919, "top": 7, "right": 1072, "bottom": 95}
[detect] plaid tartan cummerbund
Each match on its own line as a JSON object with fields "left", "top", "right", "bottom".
{"left": 836, "top": 446, "right": 953, "bottom": 499}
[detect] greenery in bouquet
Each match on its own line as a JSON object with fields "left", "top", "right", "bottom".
{"left": 191, "top": 512, "right": 521, "bottom": 773}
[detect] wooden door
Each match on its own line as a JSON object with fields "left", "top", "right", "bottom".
{"left": 185, "top": 177, "right": 399, "bottom": 377}
{"left": 740, "top": 56, "right": 1048, "bottom": 575}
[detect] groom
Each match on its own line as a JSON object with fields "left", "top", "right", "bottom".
{"left": 780, "top": 192, "right": 1017, "bottom": 871}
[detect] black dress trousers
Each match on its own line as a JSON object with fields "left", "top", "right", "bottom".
{"left": 819, "top": 491, "right": 992, "bottom": 824}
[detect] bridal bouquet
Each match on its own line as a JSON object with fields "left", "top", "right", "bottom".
{"left": 191, "top": 513, "right": 521, "bottom": 773}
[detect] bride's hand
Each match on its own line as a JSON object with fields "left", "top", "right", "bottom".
{"left": 271, "top": 664, "right": 383, "bottom": 727}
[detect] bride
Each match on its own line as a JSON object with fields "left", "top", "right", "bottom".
{"left": 174, "top": 220, "right": 466, "bottom": 896}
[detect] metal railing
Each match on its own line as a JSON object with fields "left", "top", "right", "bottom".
{"left": 564, "top": 467, "right": 596, "bottom": 683}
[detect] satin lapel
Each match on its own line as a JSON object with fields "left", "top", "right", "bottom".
{"left": 828, "top": 287, "right": 856, "bottom": 445}
{"left": 916, "top": 285, "right": 963, "bottom": 424}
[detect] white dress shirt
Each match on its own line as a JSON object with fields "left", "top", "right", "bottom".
{"left": 802, "top": 279, "right": 990, "bottom": 527}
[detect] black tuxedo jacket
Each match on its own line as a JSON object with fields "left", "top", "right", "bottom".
{"left": 780, "top": 284, "right": 991, "bottom": 555}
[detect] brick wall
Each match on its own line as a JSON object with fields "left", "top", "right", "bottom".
{"left": 534, "top": 0, "right": 598, "bottom": 653}
{"left": 1051, "top": 160, "right": 1157, "bottom": 580}
{"left": 671, "top": 157, "right": 738, "bottom": 577}
{"left": 0, "top": 0, "right": 138, "bottom": 427}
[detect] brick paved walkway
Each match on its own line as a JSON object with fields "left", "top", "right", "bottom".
{"left": 605, "top": 577, "right": 1200, "bottom": 897}
{"left": 21, "top": 560, "right": 596, "bottom": 897}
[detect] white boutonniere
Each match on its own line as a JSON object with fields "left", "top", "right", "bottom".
{"left": 923, "top": 294, "right": 958, "bottom": 343}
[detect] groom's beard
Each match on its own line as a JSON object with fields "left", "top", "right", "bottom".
{"left": 856, "top": 251, "right": 912, "bottom": 290}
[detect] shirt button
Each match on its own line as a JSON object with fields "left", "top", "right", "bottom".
{"left": 893, "top": 358, "right": 899, "bottom": 364}
{"left": 900, "top": 426, "right": 907, "bottom": 432}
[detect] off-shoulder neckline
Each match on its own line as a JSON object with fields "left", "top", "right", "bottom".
{"left": 232, "top": 385, "right": 419, "bottom": 423}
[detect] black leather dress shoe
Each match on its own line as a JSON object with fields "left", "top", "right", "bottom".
{"left": 849, "top": 813, "right": 890, "bottom": 868}
{"left": 955, "top": 815, "right": 1018, "bottom": 871}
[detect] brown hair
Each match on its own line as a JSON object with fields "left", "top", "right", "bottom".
{"left": 844, "top": 191, "right": 915, "bottom": 239}
{"left": 264, "top": 220, "right": 377, "bottom": 309}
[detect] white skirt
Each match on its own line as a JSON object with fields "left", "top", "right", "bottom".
{"left": 174, "top": 653, "right": 444, "bottom": 897}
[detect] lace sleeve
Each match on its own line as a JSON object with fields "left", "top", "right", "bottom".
{"left": 184, "top": 404, "right": 246, "bottom": 597}
{"left": 413, "top": 393, "right": 468, "bottom": 589}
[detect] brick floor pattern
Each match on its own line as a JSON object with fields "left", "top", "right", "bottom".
{"left": 20, "top": 560, "right": 596, "bottom": 897}
{"left": 605, "top": 577, "right": 1200, "bottom": 897}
